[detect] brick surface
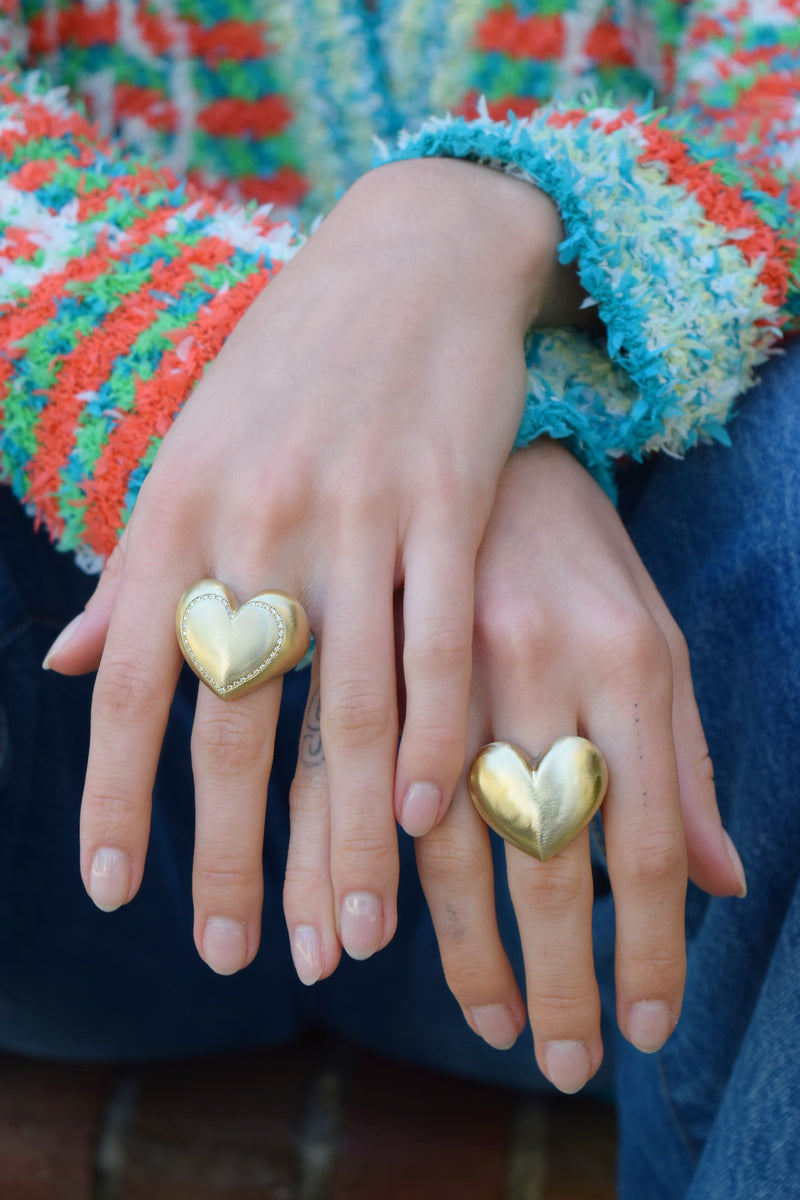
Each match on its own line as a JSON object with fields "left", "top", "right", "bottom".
{"left": 544, "top": 1095, "right": 617, "bottom": 1200}
{"left": 120, "top": 1046, "right": 319, "bottom": 1200}
{"left": 0, "top": 1055, "right": 116, "bottom": 1200}
{"left": 331, "top": 1050, "right": 516, "bottom": 1200}
{"left": 0, "top": 1041, "right": 617, "bottom": 1200}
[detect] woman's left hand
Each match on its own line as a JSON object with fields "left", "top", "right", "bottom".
{"left": 287, "top": 438, "right": 746, "bottom": 1089}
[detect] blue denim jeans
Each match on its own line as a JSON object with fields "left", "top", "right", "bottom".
{"left": 1, "top": 343, "right": 799, "bottom": 1198}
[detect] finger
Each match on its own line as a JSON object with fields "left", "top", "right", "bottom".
{"left": 43, "top": 537, "right": 128, "bottom": 674}
{"left": 416, "top": 759, "right": 526, "bottom": 1051}
{"left": 498, "top": 713, "right": 603, "bottom": 1094}
{"left": 80, "top": 558, "right": 182, "bottom": 913}
{"left": 320, "top": 538, "right": 400, "bottom": 962}
{"left": 586, "top": 642, "right": 688, "bottom": 1055}
{"left": 395, "top": 513, "right": 475, "bottom": 836}
{"left": 190, "top": 675, "right": 283, "bottom": 975}
{"left": 667, "top": 625, "right": 746, "bottom": 897}
{"left": 284, "top": 659, "right": 342, "bottom": 984}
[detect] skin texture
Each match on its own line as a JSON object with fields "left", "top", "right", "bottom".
{"left": 45, "top": 159, "right": 745, "bottom": 1086}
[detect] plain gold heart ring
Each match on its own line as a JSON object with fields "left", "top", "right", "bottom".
{"left": 176, "top": 579, "right": 311, "bottom": 700}
{"left": 469, "top": 738, "right": 609, "bottom": 861}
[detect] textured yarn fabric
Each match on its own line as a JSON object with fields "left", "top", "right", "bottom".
{"left": 0, "top": 0, "right": 798, "bottom": 563}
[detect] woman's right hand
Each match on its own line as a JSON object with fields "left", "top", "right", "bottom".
{"left": 412, "top": 439, "right": 747, "bottom": 1090}
{"left": 45, "top": 157, "right": 569, "bottom": 978}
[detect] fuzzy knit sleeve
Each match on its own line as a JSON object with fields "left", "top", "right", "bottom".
{"left": 380, "top": 0, "right": 800, "bottom": 495}
{"left": 0, "top": 0, "right": 305, "bottom": 569}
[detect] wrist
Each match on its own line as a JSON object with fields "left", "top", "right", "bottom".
{"left": 337, "top": 158, "right": 567, "bottom": 332}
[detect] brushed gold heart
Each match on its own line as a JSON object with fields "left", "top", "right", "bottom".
{"left": 469, "top": 738, "right": 608, "bottom": 861}
{"left": 176, "top": 579, "right": 311, "bottom": 700}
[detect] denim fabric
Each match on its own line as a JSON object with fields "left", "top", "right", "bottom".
{"left": 1, "top": 341, "right": 799, "bottom": 1196}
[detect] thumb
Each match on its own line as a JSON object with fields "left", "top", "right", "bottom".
{"left": 42, "top": 540, "right": 126, "bottom": 675}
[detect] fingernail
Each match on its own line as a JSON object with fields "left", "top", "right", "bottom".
{"left": 89, "top": 847, "right": 130, "bottom": 912}
{"left": 627, "top": 1001, "right": 675, "bottom": 1053}
{"left": 340, "top": 892, "right": 382, "bottom": 960}
{"left": 42, "top": 612, "right": 85, "bottom": 669}
{"left": 544, "top": 1040, "right": 591, "bottom": 1094}
{"left": 203, "top": 917, "right": 248, "bottom": 975}
{"left": 722, "top": 830, "right": 747, "bottom": 898}
{"left": 469, "top": 1004, "right": 521, "bottom": 1051}
{"left": 292, "top": 925, "right": 323, "bottom": 986}
{"left": 400, "top": 782, "right": 442, "bottom": 837}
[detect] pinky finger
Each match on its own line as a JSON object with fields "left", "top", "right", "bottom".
{"left": 43, "top": 537, "right": 129, "bottom": 674}
{"left": 284, "top": 661, "right": 342, "bottom": 985}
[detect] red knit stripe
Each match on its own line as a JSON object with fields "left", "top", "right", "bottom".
{"left": 236, "top": 167, "right": 309, "bottom": 207}
{"left": 476, "top": 8, "right": 564, "bottom": 60}
{"left": 27, "top": 235, "right": 239, "bottom": 534}
{"left": 6, "top": 156, "right": 60, "bottom": 191}
{"left": 0, "top": 206, "right": 174, "bottom": 455}
{"left": 456, "top": 92, "right": 541, "bottom": 121}
{"left": 585, "top": 20, "right": 634, "bottom": 67}
{"left": 198, "top": 95, "right": 293, "bottom": 138}
{"left": 638, "top": 123, "right": 792, "bottom": 307}
{"left": 114, "top": 83, "right": 178, "bottom": 134}
{"left": 81, "top": 268, "right": 276, "bottom": 556}
{"left": 0, "top": 226, "right": 40, "bottom": 259}
{"left": 28, "top": 4, "right": 117, "bottom": 54}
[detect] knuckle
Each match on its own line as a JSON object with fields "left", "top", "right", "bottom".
{"left": 616, "top": 826, "right": 687, "bottom": 890}
{"left": 82, "top": 784, "right": 141, "bottom": 830}
{"left": 335, "top": 829, "right": 395, "bottom": 873}
{"left": 93, "top": 660, "right": 163, "bottom": 725}
{"left": 475, "top": 588, "right": 552, "bottom": 677}
{"left": 283, "top": 859, "right": 328, "bottom": 900}
{"left": 418, "top": 829, "right": 485, "bottom": 889}
{"left": 405, "top": 618, "right": 470, "bottom": 677}
{"left": 594, "top": 604, "right": 676, "bottom": 700}
{"left": 194, "top": 856, "right": 260, "bottom": 894}
{"left": 513, "top": 859, "right": 589, "bottom": 913}
{"left": 193, "top": 708, "right": 266, "bottom": 774}
{"left": 323, "top": 683, "right": 393, "bottom": 748}
{"left": 444, "top": 958, "right": 502, "bottom": 1002}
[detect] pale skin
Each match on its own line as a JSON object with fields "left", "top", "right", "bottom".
{"left": 45, "top": 157, "right": 745, "bottom": 1094}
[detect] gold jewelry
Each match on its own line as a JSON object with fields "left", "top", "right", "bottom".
{"left": 176, "top": 579, "right": 311, "bottom": 700}
{"left": 469, "top": 737, "right": 608, "bottom": 861}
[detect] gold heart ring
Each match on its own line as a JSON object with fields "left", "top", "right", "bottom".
{"left": 469, "top": 738, "right": 608, "bottom": 861}
{"left": 176, "top": 579, "right": 311, "bottom": 700}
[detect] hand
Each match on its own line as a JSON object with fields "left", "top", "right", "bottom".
{"left": 46, "top": 158, "right": 567, "bottom": 976}
{"left": 410, "top": 440, "right": 746, "bottom": 1091}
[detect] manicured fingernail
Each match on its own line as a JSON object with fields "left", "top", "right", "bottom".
{"left": 292, "top": 925, "right": 323, "bottom": 986}
{"left": 400, "top": 782, "right": 442, "bottom": 837}
{"left": 544, "top": 1040, "right": 591, "bottom": 1094}
{"left": 42, "top": 612, "right": 84, "bottom": 669}
{"left": 203, "top": 917, "right": 248, "bottom": 975}
{"left": 627, "top": 1001, "right": 674, "bottom": 1053}
{"left": 469, "top": 1004, "right": 521, "bottom": 1051}
{"left": 89, "top": 847, "right": 130, "bottom": 912}
{"left": 722, "top": 830, "right": 747, "bottom": 898}
{"left": 340, "top": 892, "right": 382, "bottom": 960}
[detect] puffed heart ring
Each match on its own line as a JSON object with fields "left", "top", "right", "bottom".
{"left": 176, "top": 579, "right": 311, "bottom": 700}
{"left": 469, "top": 737, "right": 609, "bottom": 861}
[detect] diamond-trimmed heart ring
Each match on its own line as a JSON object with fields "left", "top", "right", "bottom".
{"left": 176, "top": 579, "right": 311, "bottom": 700}
{"left": 469, "top": 738, "right": 608, "bottom": 861}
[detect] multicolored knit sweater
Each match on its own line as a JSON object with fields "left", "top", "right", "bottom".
{"left": 1, "top": 0, "right": 798, "bottom": 567}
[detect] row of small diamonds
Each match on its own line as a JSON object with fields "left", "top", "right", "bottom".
{"left": 180, "top": 593, "right": 286, "bottom": 692}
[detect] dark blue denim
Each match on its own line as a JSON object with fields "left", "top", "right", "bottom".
{"left": 2, "top": 341, "right": 799, "bottom": 1197}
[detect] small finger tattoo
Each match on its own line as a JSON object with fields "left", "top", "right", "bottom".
{"left": 301, "top": 687, "right": 324, "bottom": 768}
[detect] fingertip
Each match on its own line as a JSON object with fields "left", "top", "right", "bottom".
{"left": 722, "top": 829, "right": 747, "bottom": 898}
{"left": 397, "top": 781, "right": 444, "bottom": 837}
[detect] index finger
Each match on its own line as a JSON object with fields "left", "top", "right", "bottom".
{"left": 80, "top": 560, "right": 184, "bottom": 912}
